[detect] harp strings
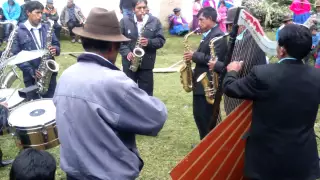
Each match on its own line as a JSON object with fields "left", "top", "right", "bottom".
{"left": 224, "top": 29, "right": 257, "bottom": 117}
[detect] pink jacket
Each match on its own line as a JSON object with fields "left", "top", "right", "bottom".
{"left": 289, "top": 0, "right": 311, "bottom": 15}
{"left": 193, "top": 2, "right": 202, "bottom": 15}
{"left": 203, "top": 0, "right": 216, "bottom": 9}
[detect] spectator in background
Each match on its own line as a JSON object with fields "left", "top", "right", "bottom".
{"left": 9, "top": 148, "right": 56, "bottom": 180}
{"left": 60, "top": 0, "right": 85, "bottom": 43}
{"left": 218, "top": 0, "right": 234, "bottom": 9}
{"left": 120, "top": 0, "right": 133, "bottom": 17}
{"left": 290, "top": 0, "right": 311, "bottom": 24}
{"left": 169, "top": 8, "right": 189, "bottom": 36}
{"left": 304, "top": 25, "right": 319, "bottom": 65}
{"left": 202, "top": 0, "right": 216, "bottom": 9}
{"left": 0, "top": 7, "right": 5, "bottom": 45}
{"left": 18, "top": 0, "right": 30, "bottom": 25}
{"left": 192, "top": 0, "right": 201, "bottom": 34}
{"left": 217, "top": 0, "right": 227, "bottom": 33}
{"left": 276, "top": 15, "right": 293, "bottom": 41}
{"left": 42, "top": 0, "right": 61, "bottom": 40}
{"left": 2, "top": 0, "right": 21, "bottom": 43}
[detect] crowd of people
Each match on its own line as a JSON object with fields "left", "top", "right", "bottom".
{"left": 0, "top": 0, "right": 85, "bottom": 45}
{"left": 1, "top": 0, "right": 320, "bottom": 180}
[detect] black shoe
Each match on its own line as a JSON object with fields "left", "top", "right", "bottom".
{"left": 0, "top": 159, "right": 14, "bottom": 167}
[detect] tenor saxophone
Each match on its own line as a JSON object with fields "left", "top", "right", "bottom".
{"left": 130, "top": 17, "right": 146, "bottom": 72}
{"left": 37, "top": 20, "right": 59, "bottom": 95}
{"left": 179, "top": 28, "right": 199, "bottom": 92}
{"left": 197, "top": 36, "right": 225, "bottom": 104}
{"left": 0, "top": 20, "right": 19, "bottom": 89}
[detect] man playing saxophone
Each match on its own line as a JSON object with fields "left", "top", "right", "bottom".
{"left": 183, "top": 7, "right": 227, "bottom": 140}
{"left": 11, "top": 1, "right": 60, "bottom": 99}
{"left": 119, "top": 0, "right": 165, "bottom": 96}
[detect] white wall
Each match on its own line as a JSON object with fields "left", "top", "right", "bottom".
{"left": 0, "top": 0, "right": 243, "bottom": 24}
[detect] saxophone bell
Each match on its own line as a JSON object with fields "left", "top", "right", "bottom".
{"left": 133, "top": 47, "right": 145, "bottom": 58}
{"left": 197, "top": 72, "right": 215, "bottom": 104}
{"left": 46, "top": 60, "right": 59, "bottom": 73}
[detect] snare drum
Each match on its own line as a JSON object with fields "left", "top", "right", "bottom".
{"left": 0, "top": 103, "right": 9, "bottom": 135}
{"left": 0, "top": 88, "right": 25, "bottom": 110}
{"left": 8, "top": 98, "right": 59, "bottom": 150}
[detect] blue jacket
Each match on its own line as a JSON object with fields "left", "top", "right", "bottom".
{"left": 11, "top": 23, "right": 60, "bottom": 83}
{"left": 2, "top": 0, "right": 20, "bottom": 20}
{"left": 54, "top": 53, "right": 167, "bottom": 179}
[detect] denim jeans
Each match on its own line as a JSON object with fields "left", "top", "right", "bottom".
{"left": 3, "top": 23, "right": 12, "bottom": 41}
{"left": 122, "top": 8, "right": 133, "bottom": 17}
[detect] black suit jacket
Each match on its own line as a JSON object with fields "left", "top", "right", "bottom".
{"left": 192, "top": 25, "right": 228, "bottom": 95}
{"left": 119, "top": 15, "right": 166, "bottom": 70}
{"left": 223, "top": 59, "right": 320, "bottom": 180}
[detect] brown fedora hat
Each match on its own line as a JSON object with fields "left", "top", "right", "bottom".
{"left": 225, "top": 6, "right": 248, "bottom": 24}
{"left": 73, "top": 8, "right": 130, "bottom": 42}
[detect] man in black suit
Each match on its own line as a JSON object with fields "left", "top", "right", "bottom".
{"left": 223, "top": 24, "right": 320, "bottom": 180}
{"left": 119, "top": 0, "right": 165, "bottom": 96}
{"left": 183, "top": 7, "right": 228, "bottom": 140}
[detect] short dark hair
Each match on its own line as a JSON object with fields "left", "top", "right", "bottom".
{"left": 81, "top": 37, "right": 119, "bottom": 53}
{"left": 278, "top": 24, "right": 312, "bottom": 60}
{"left": 197, "top": 7, "right": 217, "bottom": 22}
{"left": 9, "top": 148, "right": 56, "bottom": 180}
{"left": 132, "top": 0, "right": 148, "bottom": 8}
{"left": 25, "top": 1, "right": 44, "bottom": 13}
{"left": 310, "top": 25, "right": 317, "bottom": 32}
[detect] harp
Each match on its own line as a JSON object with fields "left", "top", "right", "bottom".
{"left": 170, "top": 7, "right": 277, "bottom": 180}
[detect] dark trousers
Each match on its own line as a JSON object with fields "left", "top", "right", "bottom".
{"left": 66, "top": 175, "right": 78, "bottom": 180}
{"left": 23, "top": 71, "right": 57, "bottom": 99}
{"left": 193, "top": 95, "right": 214, "bottom": 140}
{"left": 67, "top": 21, "right": 82, "bottom": 38}
{"left": 3, "top": 23, "right": 12, "bottom": 41}
{"left": 123, "top": 66, "right": 154, "bottom": 96}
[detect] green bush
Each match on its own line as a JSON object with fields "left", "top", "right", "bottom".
{"left": 243, "top": 0, "right": 291, "bottom": 29}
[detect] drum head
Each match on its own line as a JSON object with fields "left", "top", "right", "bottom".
{"left": 0, "top": 88, "right": 25, "bottom": 109}
{"left": 9, "top": 99, "right": 56, "bottom": 128}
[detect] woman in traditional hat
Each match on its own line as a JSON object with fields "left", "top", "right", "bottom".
{"left": 289, "top": 0, "right": 311, "bottom": 24}
{"left": 217, "top": 0, "right": 227, "bottom": 33}
{"left": 169, "top": 8, "right": 190, "bottom": 36}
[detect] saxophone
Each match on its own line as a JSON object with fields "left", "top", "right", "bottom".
{"left": 130, "top": 18, "right": 146, "bottom": 72}
{"left": 75, "top": 10, "right": 85, "bottom": 24}
{"left": 0, "top": 20, "right": 19, "bottom": 89}
{"left": 179, "top": 28, "right": 199, "bottom": 92}
{"left": 197, "top": 36, "right": 225, "bottom": 104}
{"left": 36, "top": 20, "right": 59, "bottom": 95}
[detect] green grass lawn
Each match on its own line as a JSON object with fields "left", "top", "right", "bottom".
{"left": 0, "top": 31, "right": 319, "bottom": 180}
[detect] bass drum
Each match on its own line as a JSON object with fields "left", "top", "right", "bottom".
{"left": 0, "top": 88, "right": 25, "bottom": 110}
{"left": 0, "top": 103, "right": 9, "bottom": 135}
{"left": 8, "top": 98, "right": 59, "bottom": 150}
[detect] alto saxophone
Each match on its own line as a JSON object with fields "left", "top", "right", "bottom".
{"left": 197, "top": 36, "right": 225, "bottom": 104}
{"left": 37, "top": 20, "right": 59, "bottom": 95}
{"left": 179, "top": 28, "right": 199, "bottom": 92}
{"left": 0, "top": 20, "right": 19, "bottom": 89}
{"left": 130, "top": 19, "right": 146, "bottom": 72}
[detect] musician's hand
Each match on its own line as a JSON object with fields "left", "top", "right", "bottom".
{"left": 127, "top": 52, "right": 134, "bottom": 61}
{"left": 140, "top": 37, "right": 148, "bottom": 46}
{"left": 227, "top": 61, "right": 243, "bottom": 72}
{"left": 35, "top": 70, "right": 42, "bottom": 79}
{"left": 49, "top": 46, "right": 57, "bottom": 56}
{"left": 208, "top": 59, "right": 217, "bottom": 71}
{"left": 0, "top": 102, "right": 8, "bottom": 108}
{"left": 183, "top": 52, "right": 193, "bottom": 61}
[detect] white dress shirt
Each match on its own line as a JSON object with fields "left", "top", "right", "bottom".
{"left": 24, "top": 20, "right": 42, "bottom": 49}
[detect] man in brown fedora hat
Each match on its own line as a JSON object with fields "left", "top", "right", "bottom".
{"left": 119, "top": 0, "right": 165, "bottom": 96}
{"left": 53, "top": 8, "right": 167, "bottom": 180}
{"left": 208, "top": 7, "right": 267, "bottom": 115}
{"left": 276, "top": 15, "right": 293, "bottom": 41}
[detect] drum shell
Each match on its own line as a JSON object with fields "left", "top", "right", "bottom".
{"left": 10, "top": 119, "right": 59, "bottom": 150}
